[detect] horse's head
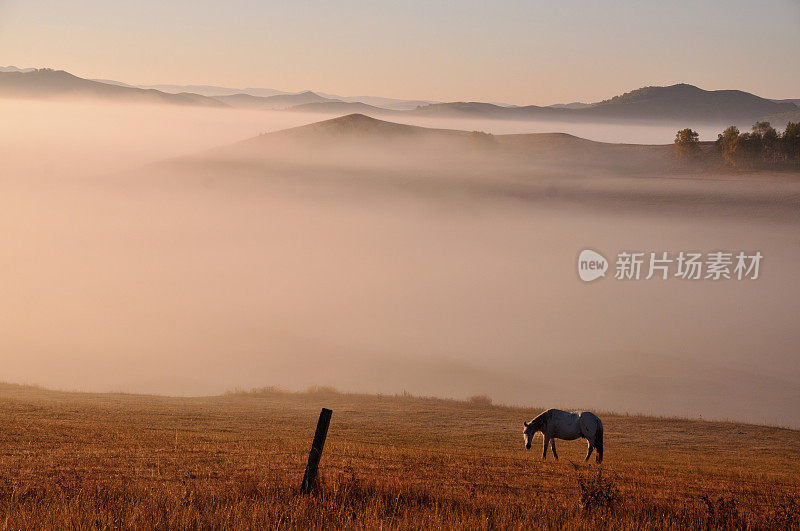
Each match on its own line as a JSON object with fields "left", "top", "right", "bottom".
{"left": 523, "top": 420, "right": 537, "bottom": 450}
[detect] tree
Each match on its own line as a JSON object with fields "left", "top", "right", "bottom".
{"left": 706, "top": 122, "right": 799, "bottom": 169}
{"left": 716, "top": 126, "right": 740, "bottom": 167}
{"left": 784, "top": 122, "right": 800, "bottom": 162}
{"left": 735, "top": 132, "right": 762, "bottom": 168}
{"left": 752, "top": 122, "right": 779, "bottom": 163}
{"left": 674, "top": 128, "right": 700, "bottom": 161}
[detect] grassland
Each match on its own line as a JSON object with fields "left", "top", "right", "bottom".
{"left": 0, "top": 383, "right": 798, "bottom": 529}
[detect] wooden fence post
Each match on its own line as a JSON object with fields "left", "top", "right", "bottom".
{"left": 301, "top": 408, "right": 332, "bottom": 494}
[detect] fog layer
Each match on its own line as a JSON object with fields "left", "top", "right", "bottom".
{"left": 2, "top": 100, "right": 799, "bottom": 427}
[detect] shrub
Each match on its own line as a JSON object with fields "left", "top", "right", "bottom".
{"left": 700, "top": 494, "right": 743, "bottom": 528}
{"left": 577, "top": 469, "right": 620, "bottom": 512}
{"left": 467, "top": 395, "right": 493, "bottom": 407}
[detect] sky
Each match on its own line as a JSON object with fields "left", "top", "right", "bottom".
{"left": 0, "top": 0, "right": 798, "bottom": 105}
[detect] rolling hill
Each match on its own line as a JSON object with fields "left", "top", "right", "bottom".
{"left": 235, "top": 113, "right": 460, "bottom": 144}
{"left": 287, "top": 100, "right": 400, "bottom": 115}
{"left": 215, "top": 113, "right": 675, "bottom": 172}
{"left": 166, "top": 113, "right": 683, "bottom": 201}
{"left": 1, "top": 383, "right": 798, "bottom": 528}
{"left": 586, "top": 83, "right": 797, "bottom": 121}
{"left": 142, "top": 84, "right": 286, "bottom": 97}
{"left": 244, "top": 91, "right": 333, "bottom": 109}
{"left": 0, "top": 69, "right": 227, "bottom": 107}
{"left": 143, "top": 84, "right": 434, "bottom": 109}
{"left": 157, "top": 114, "right": 800, "bottom": 225}
{"left": 413, "top": 84, "right": 797, "bottom": 124}
{"left": 770, "top": 98, "right": 800, "bottom": 106}
{"left": 0, "top": 65, "right": 36, "bottom": 73}
{"left": 314, "top": 93, "right": 437, "bottom": 111}
{"left": 213, "top": 91, "right": 334, "bottom": 109}
{"left": 213, "top": 93, "right": 288, "bottom": 109}
{"left": 548, "top": 101, "right": 592, "bottom": 109}
{"left": 762, "top": 108, "right": 800, "bottom": 124}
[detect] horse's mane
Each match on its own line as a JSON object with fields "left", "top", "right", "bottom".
{"left": 526, "top": 409, "right": 551, "bottom": 431}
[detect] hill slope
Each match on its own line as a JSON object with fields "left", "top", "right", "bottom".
{"left": 288, "top": 100, "right": 399, "bottom": 115}
{"left": 0, "top": 69, "right": 227, "bottom": 107}
{"left": 250, "top": 91, "right": 333, "bottom": 109}
{"left": 205, "top": 113, "right": 675, "bottom": 174}
{"left": 0, "top": 383, "right": 797, "bottom": 528}
{"left": 213, "top": 91, "right": 334, "bottom": 109}
{"left": 141, "top": 84, "right": 286, "bottom": 97}
{"left": 413, "top": 84, "right": 797, "bottom": 124}
{"left": 157, "top": 114, "right": 800, "bottom": 224}
{"left": 586, "top": 83, "right": 797, "bottom": 121}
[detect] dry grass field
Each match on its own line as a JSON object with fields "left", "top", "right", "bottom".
{"left": 1, "top": 382, "right": 798, "bottom": 529}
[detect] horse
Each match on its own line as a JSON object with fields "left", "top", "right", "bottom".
{"left": 523, "top": 409, "right": 603, "bottom": 463}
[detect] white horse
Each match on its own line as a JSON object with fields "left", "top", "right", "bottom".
{"left": 523, "top": 409, "right": 603, "bottom": 463}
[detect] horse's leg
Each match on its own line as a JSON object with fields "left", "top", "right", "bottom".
{"left": 585, "top": 442, "right": 594, "bottom": 461}
{"left": 550, "top": 438, "right": 558, "bottom": 461}
{"left": 542, "top": 435, "right": 549, "bottom": 460}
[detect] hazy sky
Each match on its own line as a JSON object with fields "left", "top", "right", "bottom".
{"left": 1, "top": 0, "right": 798, "bottom": 104}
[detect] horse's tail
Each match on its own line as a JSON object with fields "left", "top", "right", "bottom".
{"left": 595, "top": 420, "right": 604, "bottom": 464}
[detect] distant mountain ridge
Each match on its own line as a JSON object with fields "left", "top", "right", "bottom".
{"left": 588, "top": 83, "right": 796, "bottom": 121}
{"left": 139, "top": 84, "right": 435, "bottom": 110}
{"left": 548, "top": 102, "right": 592, "bottom": 109}
{"left": 313, "top": 93, "right": 437, "bottom": 111}
{"left": 141, "top": 84, "right": 286, "bottom": 97}
{"left": 0, "top": 65, "right": 36, "bottom": 73}
{"left": 771, "top": 98, "right": 800, "bottom": 106}
{"left": 2, "top": 67, "right": 797, "bottom": 125}
{"left": 410, "top": 84, "right": 797, "bottom": 124}
{"left": 214, "top": 91, "right": 333, "bottom": 109}
{"left": 289, "top": 100, "right": 403, "bottom": 115}
{"left": 0, "top": 69, "right": 226, "bottom": 107}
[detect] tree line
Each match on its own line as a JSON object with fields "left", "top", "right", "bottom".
{"left": 675, "top": 122, "right": 800, "bottom": 169}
